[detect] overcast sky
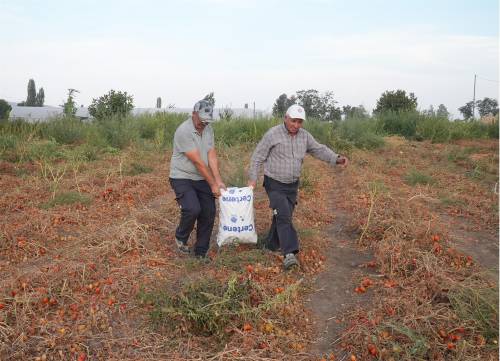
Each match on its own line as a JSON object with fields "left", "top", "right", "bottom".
{"left": 1, "top": 0, "right": 498, "bottom": 117}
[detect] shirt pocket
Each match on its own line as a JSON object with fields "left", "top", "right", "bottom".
{"left": 295, "top": 139, "right": 307, "bottom": 160}
{"left": 273, "top": 141, "right": 289, "bottom": 158}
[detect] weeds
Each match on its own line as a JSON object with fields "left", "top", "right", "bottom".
{"left": 37, "top": 160, "right": 67, "bottom": 199}
{"left": 449, "top": 284, "right": 499, "bottom": 340}
{"left": 38, "top": 116, "right": 86, "bottom": 144}
{"left": 359, "top": 180, "right": 386, "bottom": 244}
{"left": 40, "top": 191, "right": 91, "bottom": 209}
{"left": 141, "top": 275, "right": 255, "bottom": 337}
{"left": 299, "top": 165, "right": 315, "bottom": 192}
{"left": 140, "top": 274, "right": 301, "bottom": 339}
{"left": 125, "top": 162, "right": 153, "bottom": 176}
{"left": 404, "top": 169, "right": 435, "bottom": 186}
{"left": 214, "top": 246, "right": 270, "bottom": 271}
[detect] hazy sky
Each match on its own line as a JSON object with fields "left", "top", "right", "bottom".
{"left": 1, "top": 0, "right": 498, "bottom": 117}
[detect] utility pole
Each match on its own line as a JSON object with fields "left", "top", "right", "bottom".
{"left": 472, "top": 74, "right": 477, "bottom": 119}
{"left": 253, "top": 102, "right": 256, "bottom": 118}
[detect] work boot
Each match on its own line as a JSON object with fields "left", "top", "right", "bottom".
{"left": 175, "top": 238, "right": 190, "bottom": 254}
{"left": 283, "top": 253, "right": 299, "bottom": 270}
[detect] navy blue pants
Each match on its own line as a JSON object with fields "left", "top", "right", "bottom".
{"left": 169, "top": 178, "right": 216, "bottom": 256}
{"left": 263, "top": 176, "right": 299, "bottom": 255}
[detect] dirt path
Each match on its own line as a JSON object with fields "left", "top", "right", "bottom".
{"left": 307, "top": 174, "right": 376, "bottom": 359}
{"left": 441, "top": 214, "right": 499, "bottom": 280}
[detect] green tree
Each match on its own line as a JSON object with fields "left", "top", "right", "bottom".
{"left": 296, "top": 89, "right": 320, "bottom": 118}
{"left": 272, "top": 93, "right": 296, "bottom": 117}
{"left": 26, "top": 78, "right": 37, "bottom": 106}
{"left": 203, "top": 92, "right": 215, "bottom": 106}
{"left": 296, "top": 89, "right": 341, "bottom": 121}
{"left": 315, "top": 91, "right": 341, "bottom": 121}
{"left": 476, "top": 97, "right": 498, "bottom": 117}
{"left": 36, "top": 87, "right": 45, "bottom": 106}
{"left": 88, "top": 90, "right": 134, "bottom": 121}
{"left": 62, "top": 89, "right": 79, "bottom": 116}
{"left": 458, "top": 101, "right": 474, "bottom": 120}
{"left": 0, "top": 99, "right": 12, "bottom": 119}
{"left": 374, "top": 89, "right": 418, "bottom": 114}
{"left": 436, "top": 104, "right": 449, "bottom": 118}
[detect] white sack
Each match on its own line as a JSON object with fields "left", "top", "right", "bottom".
{"left": 217, "top": 187, "right": 257, "bottom": 246}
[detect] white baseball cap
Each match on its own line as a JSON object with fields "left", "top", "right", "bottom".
{"left": 285, "top": 104, "right": 306, "bottom": 120}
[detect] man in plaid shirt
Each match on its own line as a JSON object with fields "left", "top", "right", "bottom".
{"left": 248, "top": 104, "right": 348, "bottom": 270}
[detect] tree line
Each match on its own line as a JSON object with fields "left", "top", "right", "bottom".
{"left": 272, "top": 89, "right": 498, "bottom": 120}
{"left": 1, "top": 78, "right": 498, "bottom": 121}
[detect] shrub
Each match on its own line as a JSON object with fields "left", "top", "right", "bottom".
{"left": 0, "top": 99, "right": 12, "bottom": 119}
{"left": 0, "top": 119, "right": 40, "bottom": 140}
{"left": 214, "top": 246, "right": 270, "bottom": 271}
{"left": 336, "top": 117, "right": 385, "bottom": 149}
{"left": 416, "top": 117, "right": 451, "bottom": 143}
{"left": 95, "top": 116, "right": 139, "bottom": 149}
{"left": 404, "top": 169, "right": 435, "bottom": 186}
{"left": 28, "top": 140, "right": 63, "bottom": 161}
{"left": 449, "top": 285, "right": 499, "bottom": 340}
{"left": 88, "top": 90, "right": 134, "bottom": 121}
{"left": 68, "top": 144, "right": 100, "bottom": 162}
{"left": 374, "top": 89, "right": 418, "bottom": 114}
{"left": 40, "top": 191, "right": 92, "bottom": 209}
{"left": 214, "top": 118, "right": 278, "bottom": 146}
{"left": 487, "top": 119, "right": 499, "bottom": 139}
{"left": 140, "top": 274, "right": 299, "bottom": 339}
{"left": 39, "top": 117, "right": 86, "bottom": 144}
{"left": 375, "top": 111, "right": 419, "bottom": 138}
{"left": 140, "top": 276, "right": 256, "bottom": 337}
{"left": 126, "top": 162, "right": 153, "bottom": 176}
{"left": 0, "top": 134, "right": 18, "bottom": 154}
{"left": 304, "top": 120, "right": 354, "bottom": 153}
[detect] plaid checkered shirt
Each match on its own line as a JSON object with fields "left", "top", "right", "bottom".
{"left": 248, "top": 123, "right": 339, "bottom": 184}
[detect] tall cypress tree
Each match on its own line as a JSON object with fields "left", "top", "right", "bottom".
{"left": 26, "top": 79, "right": 37, "bottom": 106}
{"left": 36, "top": 87, "right": 45, "bottom": 106}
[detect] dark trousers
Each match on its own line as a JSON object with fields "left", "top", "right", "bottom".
{"left": 263, "top": 175, "right": 299, "bottom": 255}
{"left": 169, "top": 178, "right": 216, "bottom": 256}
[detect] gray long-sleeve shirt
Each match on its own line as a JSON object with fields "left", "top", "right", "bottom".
{"left": 248, "top": 123, "right": 340, "bottom": 184}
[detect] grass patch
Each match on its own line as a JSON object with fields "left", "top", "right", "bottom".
{"left": 299, "top": 165, "right": 315, "bottom": 192}
{"left": 39, "top": 117, "right": 87, "bottom": 145}
{"left": 297, "top": 228, "right": 317, "bottom": 239}
{"left": 214, "top": 245, "right": 270, "bottom": 271}
{"left": 404, "top": 169, "right": 435, "bottom": 186}
{"left": 40, "top": 191, "right": 92, "bottom": 209}
{"left": 126, "top": 162, "right": 153, "bottom": 176}
{"left": 383, "top": 323, "right": 430, "bottom": 358}
{"left": 27, "top": 139, "right": 64, "bottom": 162}
{"left": 336, "top": 117, "right": 385, "bottom": 149}
{"left": 139, "top": 275, "right": 299, "bottom": 339}
{"left": 449, "top": 285, "right": 499, "bottom": 341}
{"left": 465, "top": 165, "right": 486, "bottom": 180}
{"left": 69, "top": 144, "right": 100, "bottom": 161}
{"left": 447, "top": 147, "right": 477, "bottom": 162}
{"left": 439, "top": 195, "right": 467, "bottom": 208}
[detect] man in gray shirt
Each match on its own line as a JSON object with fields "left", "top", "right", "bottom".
{"left": 248, "top": 104, "right": 348, "bottom": 269}
{"left": 169, "top": 100, "right": 226, "bottom": 258}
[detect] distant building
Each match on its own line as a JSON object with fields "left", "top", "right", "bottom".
{"left": 6, "top": 103, "right": 270, "bottom": 122}
{"left": 479, "top": 113, "right": 498, "bottom": 125}
{"left": 8, "top": 102, "right": 90, "bottom": 121}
